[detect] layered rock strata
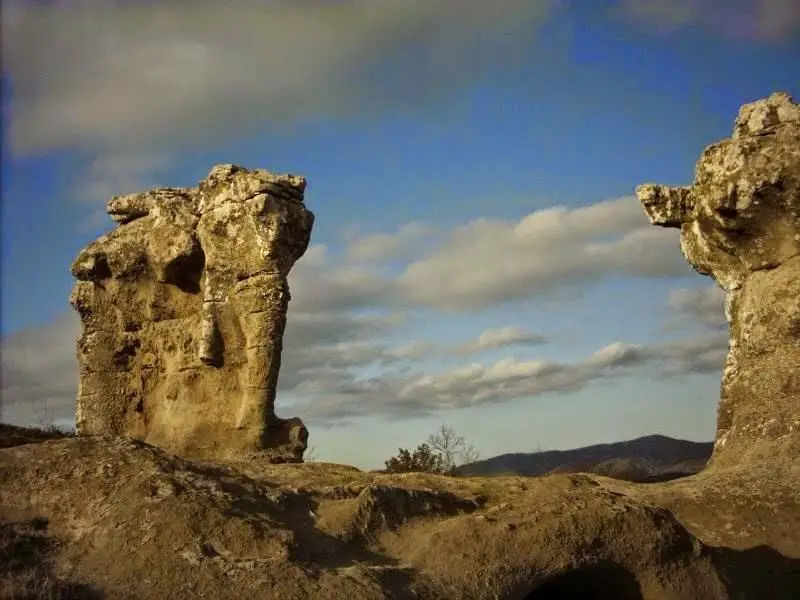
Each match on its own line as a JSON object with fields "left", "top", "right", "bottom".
{"left": 69, "top": 164, "right": 314, "bottom": 462}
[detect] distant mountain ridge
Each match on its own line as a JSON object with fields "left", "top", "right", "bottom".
{"left": 456, "top": 434, "right": 714, "bottom": 482}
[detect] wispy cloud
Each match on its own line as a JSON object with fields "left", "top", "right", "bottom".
{"left": 293, "top": 330, "right": 729, "bottom": 422}
{"left": 453, "top": 326, "right": 548, "bottom": 356}
{"left": 381, "top": 326, "right": 549, "bottom": 362}
{"left": 2, "top": 0, "right": 557, "bottom": 199}
{"left": 345, "top": 222, "right": 439, "bottom": 263}
{"left": 666, "top": 285, "right": 728, "bottom": 329}
{"left": 0, "top": 306, "right": 726, "bottom": 427}
{"left": 0, "top": 313, "right": 80, "bottom": 426}
{"left": 295, "top": 198, "right": 694, "bottom": 315}
{"left": 398, "top": 196, "right": 688, "bottom": 311}
{"left": 288, "top": 245, "right": 395, "bottom": 313}
{"left": 0, "top": 190, "right": 721, "bottom": 429}
{"left": 618, "top": 0, "right": 800, "bottom": 41}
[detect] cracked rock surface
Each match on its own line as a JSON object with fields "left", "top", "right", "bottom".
{"left": 636, "top": 91, "right": 800, "bottom": 469}
{"left": 70, "top": 164, "right": 314, "bottom": 462}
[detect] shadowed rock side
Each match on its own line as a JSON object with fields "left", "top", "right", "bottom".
{"left": 636, "top": 91, "right": 800, "bottom": 469}
{"left": 1, "top": 95, "right": 799, "bottom": 600}
{"left": 69, "top": 164, "right": 314, "bottom": 462}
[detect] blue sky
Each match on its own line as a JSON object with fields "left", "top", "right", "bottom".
{"left": 1, "top": 0, "right": 798, "bottom": 469}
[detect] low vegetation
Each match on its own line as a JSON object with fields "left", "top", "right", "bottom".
{"left": 0, "top": 423, "right": 74, "bottom": 450}
{"left": 382, "top": 425, "right": 480, "bottom": 475}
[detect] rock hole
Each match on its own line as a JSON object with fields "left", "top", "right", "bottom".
{"left": 716, "top": 207, "right": 738, "bottom": 220}
{"left": 123, "top": 321, "right": 142, "bottom": 333}
{"left": 523, "top": 561, "right": 643, "bottom": 600}
{"left": 163, "top": 245, "right": 205, "bottom": 295}
{"left": 199, "top": 541, "right": 220, "bottom": 558}
{"left": 112, "top": 338, "right": 141, "bottom": 367}
{"left": 93, "top": 254, "right": 112, "bottom": 280}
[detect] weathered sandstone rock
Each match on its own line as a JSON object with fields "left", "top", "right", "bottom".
{"left": 2, "top": 94, "right": 799, "bottom": 600}
{"left": 69, "top": 164, "right": 314, "bottom": 462}
{"left": 636, "top": 91, "right": 800, "bottom": 469}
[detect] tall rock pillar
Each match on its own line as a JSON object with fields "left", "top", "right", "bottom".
{"left": 70, "top": 164, "right": 314, "bottom": 462}
{"left": 637, "top": 93, "right": 800, "bottom": 468}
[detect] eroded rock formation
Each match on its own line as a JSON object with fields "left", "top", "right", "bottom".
{"left": 1, "top": 94, "right": 798, "bottom": 600}
{"left": 637, "top": 91, "right": 800, "bottom": 469}
{"left": 69, "top": 164, "right": 314, "bottom": 462}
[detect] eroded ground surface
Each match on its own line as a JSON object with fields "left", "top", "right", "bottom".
{"left": 1, "top": 432, "right": 797, "bottom": 600}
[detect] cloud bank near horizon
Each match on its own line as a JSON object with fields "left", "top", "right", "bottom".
{"left": 0, "top": 195, "right": 727, "bottom": 429}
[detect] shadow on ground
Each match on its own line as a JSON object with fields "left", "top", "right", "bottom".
{"left": 710, "top": 545, "right": 800, "bottom": 599}
{"left": 522, "top": 560, "right": 643, "bottom": 600}
{"left": 0, "top": 518, "right": 106, "bottom": 600}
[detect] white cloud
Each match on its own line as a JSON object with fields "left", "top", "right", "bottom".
{"left": 657, "top": 332, "right": 730, "bottom": 377}
{"left": 380, "top": 326, "right": 549, "bottom": 363}
{"left": 665, "top": 285, "right": 728, "bottom": 330}
{"left": 2, "top": 0, "right": 556, "bottom": 197}
{"left": 345, "top": 222, "right": 439, "bottom": 263}
{"left": 385, "top": 341, "right": 437, "bottom": 361}
{"left": 584, "top": 227, "right": 692, "bottom": 277}
{"left": 0, "top": 313, "right": 80, "bottom": 426}
{"left": 584, "top": 342, "right": 652, "bottom": 369}
{"left": 288, "top": 245, "right": 395, "bottom": 313}
{"left": 618, "top": 0, "right": 800, "bottom": 41}
{"left": 398, "top": 196, "right": 687, "bottom": 311}
{"left": 454, "top": 326, "right": 548, "bottom": 356}
{"left": 0, "top": 305, "right": 727, "bottom": 428}
{"left": 1, "top": 191, "right": 724, "bottom": 429}
{"left": 293, "top": 330, "right": 729, "bottom": 421}
{"left": 76, "top": 152, "right": 174, "bottom": 205}
{"left": 279, "top": 311, "right": 407, "bottom": 388}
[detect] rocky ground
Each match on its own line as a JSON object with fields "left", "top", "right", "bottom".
{"left": 1, "top": 429, "right": 798, "bottom": 599}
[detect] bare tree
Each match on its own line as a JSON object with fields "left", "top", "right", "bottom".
{"left": 304, "top": 445, "right": 318, "bottom": 463}
{"left": 427, "top": 425, "right": 480, "bottom": 473}
{"left": 32, "top": 399, "right": 56, "bottom": 431}
{"left": 28, "top": 398, "right": 73, "bottom": 435}
{"left": 532, "top": 441, "right": 548, "bottom": 454}
{"left": 459, "top": 442, "right": 481, "bottom": 466}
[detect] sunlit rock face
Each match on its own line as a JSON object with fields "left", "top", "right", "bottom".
{"left": 70, "top": 164, "right": 314, "bottom": 462}
{"left": 637, "top": 92, "right": 800, "bottom": 468}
